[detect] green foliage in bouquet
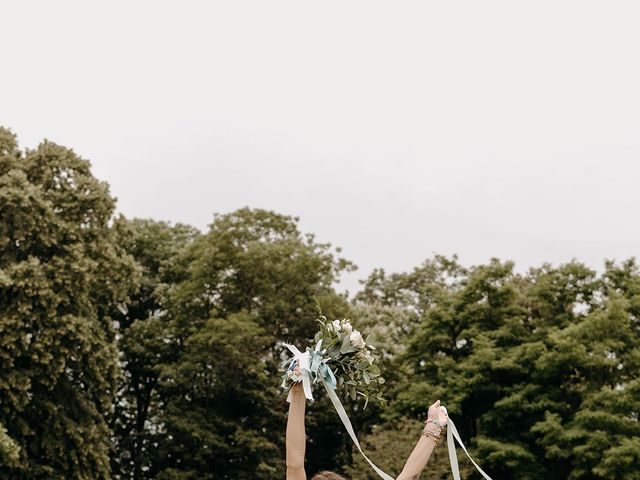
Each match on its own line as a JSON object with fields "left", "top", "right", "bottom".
{"left": 283, "top": 310, "right": 387, "bottom": 409}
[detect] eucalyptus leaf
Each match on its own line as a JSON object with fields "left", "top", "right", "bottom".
{"left": 340, "top": 334, "right": 353, "bottom": 354}
{"left": 357, "top": 360, "right": 370, "bottom": 370}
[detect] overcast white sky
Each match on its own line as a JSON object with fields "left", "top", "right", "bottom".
{"left": 2, "top": 1, "right": 640, "bottom": 294}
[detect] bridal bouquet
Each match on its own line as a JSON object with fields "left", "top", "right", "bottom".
{"left": 281, "top": 311, "right": 495, "bottom": 480}
{"left": 282, "top": 313, "right": 385, "bottom": 409}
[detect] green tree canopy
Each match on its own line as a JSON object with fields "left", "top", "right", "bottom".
{"left": 354, "top": 255, "right": 640, "bottom": 480}
{"left": 129, "top": 209, "right": 353, "bottom": 479}
{"left": 0, "top": 128, "right": 139, "bottom": 479}
{"left": 110, "top": 219, "right": 200, "bottom": 480}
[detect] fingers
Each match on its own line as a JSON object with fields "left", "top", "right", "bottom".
{"left": 429, "top": 399, "right": 440, "bottom": 409}
{"left": 438, "top": 405, "right": 449, "bottom": 424}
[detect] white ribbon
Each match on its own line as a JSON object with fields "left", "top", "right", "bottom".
{"left": 284, "top": 344, "right": 314, "bottom": 402}
{"left": 444, "top": 408, "right": 493, "bottom": 480}
{"left": 322, "top": 382, "right": 395, "bottom": 480}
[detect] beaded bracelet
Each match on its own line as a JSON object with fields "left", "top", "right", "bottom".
{"left": 421, "top": 423, "right": 442, "bottom": 442}
{"left": 425, "top": 418, "right": 446, "bottom": 428}
{"left": 421, "top": 428, "right": 441, "bottom": 442}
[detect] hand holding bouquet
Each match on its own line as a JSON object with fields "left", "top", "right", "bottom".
{"left": 282, "top": 313, "right": 385, "bottom": 409}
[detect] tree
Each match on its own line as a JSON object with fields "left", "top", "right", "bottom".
{"left": 532, "top": 294, "right": 640, "bottom": 479}
{"left": 146, "top": 208, "right": 354, "bottom": 479}
{"left": 0, "top": 423, "right": 20, "bottom": 469}
{"left": 0, "top": 128, "right": 139, "bottom": 479}
{"left": 110, "top": 219, "right": 200, "bottom": 480}
{"left": 352, "top": 256, "right": 640, "bottom": 480}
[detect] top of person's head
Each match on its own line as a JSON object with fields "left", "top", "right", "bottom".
{"left": 311, "top": 471, "right": 346, "bottom": 480}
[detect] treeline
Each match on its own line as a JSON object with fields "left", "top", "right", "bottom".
{"left": 0, "top": 127, "right": 639, "bottom": 480}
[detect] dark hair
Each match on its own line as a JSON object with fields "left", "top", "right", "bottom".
{"left": 311, "top": 471, "right": 347, "bottom": 480}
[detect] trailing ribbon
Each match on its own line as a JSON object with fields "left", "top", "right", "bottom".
{"left": 322, "top": 381, "right": 395, "bottom": 480}
{"left": 284, "top": 343, "right": 394, "bottom": 480}
{"left": 443, "top": 408, "right": 494, "bottom": 480}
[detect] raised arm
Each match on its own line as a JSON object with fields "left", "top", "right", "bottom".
{"left": 396, "top": 400, "right": 448, "bottom": 480}
{"left": 286, "top": 379, "right": 307, "bottom": 480}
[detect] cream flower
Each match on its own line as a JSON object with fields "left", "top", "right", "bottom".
{"left": 332, "top": 319, "right": 342, "bottom": 333}
{"left": 349, "top": 330, "right": 365, "bottom": 349}
{"left": 341, "top": 320, "right": 353, "bottom": 334}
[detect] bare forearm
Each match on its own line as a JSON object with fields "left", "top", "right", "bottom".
{"left": 396, "top": 434, "right": 438, "bottom": 480}
{"left": 286, "top": 384, "right": 307, "bottom": 477}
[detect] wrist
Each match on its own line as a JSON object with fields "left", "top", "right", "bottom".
{"left": 421, "top": 418, "right": 444, "bottom": 442}
{"left": 425, "top": 418, "right": 445, "bottom": 428}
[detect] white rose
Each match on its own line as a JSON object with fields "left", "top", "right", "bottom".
{"left": 349, "top": 330, "right": 365, "bottom": 349}
{"left": 342, "top": 321, "right": 353, "bottom": 334}
{"left": 332, "top": 319, "right": 342, "bottom": 333}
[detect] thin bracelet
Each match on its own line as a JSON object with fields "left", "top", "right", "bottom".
{"left": 421, "top": 430, "right": 441, "bottom": 443}
{"left": 425, "top": 418, "right": 446, "bottom": 428}
{"left": 421, "top": 425, "right": 442, "bottom": 442}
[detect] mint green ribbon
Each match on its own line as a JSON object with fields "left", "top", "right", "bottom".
{"left": 284, "top": 341, "right": 337, "bottom": 401}
{"left": 317, "top": 359, "right": 337, "bottom": 390}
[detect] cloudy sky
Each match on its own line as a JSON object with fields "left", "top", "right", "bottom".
{"left": 3, "top": 1, "right": 639, "bottom": 293}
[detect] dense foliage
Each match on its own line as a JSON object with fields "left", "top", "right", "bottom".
{"left": 1, "top": 127, "right": 639, "bottom": 479}
{"left": 0, "top": 127, "right": 139, "bottom": 479}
